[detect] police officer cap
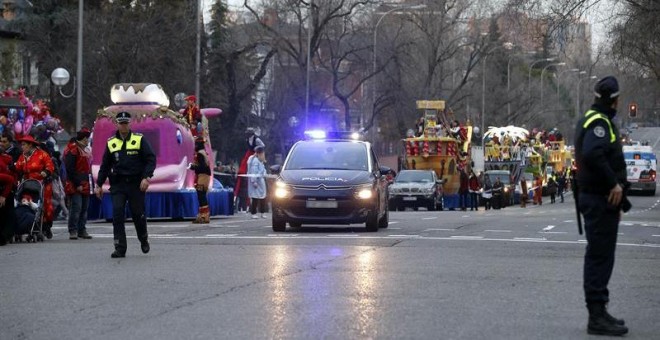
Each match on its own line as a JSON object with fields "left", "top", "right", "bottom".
{"left": 594, "top": 76, "right": 619, "bottom": 100}
{"left": 116, "top": 111, "right": 131, "bottom": 123}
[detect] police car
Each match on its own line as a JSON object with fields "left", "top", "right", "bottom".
{"left": 269, "top": 130, "right": 391, "bottom": 232}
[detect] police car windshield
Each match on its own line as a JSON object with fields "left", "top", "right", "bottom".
{"left": 395, "top": 171, "right": 434, "bottom": 183}
{"left": 285, "top": 141, "right": 368, "bottom": 171}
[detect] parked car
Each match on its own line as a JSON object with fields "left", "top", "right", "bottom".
{"left": 388, "top": 170, "right": 443, "bottom": 211}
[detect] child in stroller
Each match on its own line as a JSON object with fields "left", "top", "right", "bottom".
{"left": 15, "top": 179, "right": 44, "bottom": 242}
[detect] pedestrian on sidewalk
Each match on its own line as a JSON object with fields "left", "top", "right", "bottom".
{"left": 247, "top": 146, "right": 267, "bottom": 219}
{"left": 63, "top": 128, "right": 93, "bottom": 240}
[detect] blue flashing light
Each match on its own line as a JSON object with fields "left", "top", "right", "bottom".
{"left": 305, "top": 130, "right": 327, "bottom": 139}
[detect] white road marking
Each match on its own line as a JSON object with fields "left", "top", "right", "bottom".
{"left": 485, "top": 230, "right": 512, "bottom": 233}
{"left": 422, "top": 217, "right": 438, "bottom": 220}
{"left": 514, "top": 237, "right": 546, "bottom": 241}
{"left": 78, "top": 234, "right": 660, "bottom": 248}
{"left": 327, "top": 234, "right": 359, "bottom": 237}
{"left": 205, "top": 234, "right": 238, "bottom": 237}
{"left": 541, "top": 231, "right": 568, "bottom": 234}
{"left": 425, "top": 228, "right": 455, "bottom": 231}
{"left": 542, "top": 225, "right": 556, "bottom": 232}
{"left": 563, "top": 220, "right": 573, "bottom": 223}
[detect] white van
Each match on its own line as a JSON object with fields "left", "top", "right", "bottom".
{"left": 623, "top": 145, "right": 657, "bottom": 195}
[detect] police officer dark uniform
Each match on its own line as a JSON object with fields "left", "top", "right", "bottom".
{"left": 95, "top": 111, "right": 157, "bottom": 258}
{"left": 573, "top": 76, "right": 630, "bottom": 336}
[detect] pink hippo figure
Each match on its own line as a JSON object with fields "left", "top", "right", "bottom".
{"left": 93, "top": 84, "right": 204, "bottom": 191}
{"left": 89, "top": 83, "right": 227, "bottom": 219}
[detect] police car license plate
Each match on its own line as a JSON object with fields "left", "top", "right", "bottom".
{"left": 403, "top": 197, "right": 417, "bottom": 201}
{"left": 306, "top": 200, "right": 338, "bottom": 208}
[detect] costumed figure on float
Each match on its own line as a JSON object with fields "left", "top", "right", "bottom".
{"left": 401, "top": 100, "right": 473, "bottom": 209}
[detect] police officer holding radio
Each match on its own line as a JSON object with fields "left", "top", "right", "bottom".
{"left": 574, "top": 76, "right": 630, "bottom": 336}
{"left": 95, "top": 111, "right": 156, "bottom": 258}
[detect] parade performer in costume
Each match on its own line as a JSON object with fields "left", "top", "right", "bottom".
{"left": 189, "top": 138, "right": 211, "bottom": 223}
{"left": 183, "top": 95, "right": 202, "bottom": 137}
{"left": 14, "top": 135, "right": 55, "bottom": 238}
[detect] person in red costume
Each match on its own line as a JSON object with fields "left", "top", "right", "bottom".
{"left": 63, "top": 128, "right": 93, "bottom": 240}
{"left": 14, "top": 135, "right": 55, "bottom": 239}
{"left": 0, "top": 142, "right": 17, "bottom": 245}
{"left": 183, "top": 95, "right": 202, "bottom": 137}
{"left": 234, "top": 128, "right": 264, "bottom": 213}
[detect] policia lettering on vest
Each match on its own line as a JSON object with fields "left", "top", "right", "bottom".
{"left": 573, "top": 76, "right": 631, "bottom": 336}
{"left": 95, "top": 111, "right": 157, "bottom": 259}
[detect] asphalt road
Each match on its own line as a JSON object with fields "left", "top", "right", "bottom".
{"left": 1, "top": 190, "right": 659, "bottom": 339}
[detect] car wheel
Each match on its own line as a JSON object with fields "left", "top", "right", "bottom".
{"left": 378, "top": 208, "right": 389, "bottom": 228}
{"left": 413, "top": 206, "right": 419, "bottom": 211}
{"left": 365, "top": 210, "right": 379, "bottom": 232}
{"left": 272, "top": 216, "right": 286, "bottom": 232}
{"left": 427, "top": 201, "right": 436, "bottom": 211}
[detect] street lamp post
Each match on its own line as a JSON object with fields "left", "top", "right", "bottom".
{"left": 556, "top": 68, "right": 580, "bottom": 97}
{"left": 51, "top": 1, "right": 83, "bottom": 131}
{"left": 576, "top": 73, "right": 597, "bottom": 116}
{"left": 540, "top": 62, "right": 565, "bottom": 109}
{"left": 481, "top": 42, "right": 512, "bottom": 136}
{"left": 372, "top": 3, "right": 426, "bottom": 136}
{"left": 304, "top": 0, "right": 314, "bottom": 130}
{"left": 506, "top": 51, "right": 534, "bottom": 120}
{"left": 75, "top": 0, "right": 83, "bottom": 131}
{"left": 527, "top": 57, "right": 556, "bottom": 100}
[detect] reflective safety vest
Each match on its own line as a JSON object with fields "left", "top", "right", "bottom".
{"left": 107, "top": 133, "right": 143, "bottom": 153}
{"left": 583, "top": 110, "right": 616, "bottom": 143}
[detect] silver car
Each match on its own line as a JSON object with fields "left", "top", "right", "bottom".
{"left": 388, "top": 170, "right": 443, "bottom": 211}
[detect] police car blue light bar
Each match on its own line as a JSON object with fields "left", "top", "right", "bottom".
{"left": 304, "top": 130, "right": 327, "bottom": 139}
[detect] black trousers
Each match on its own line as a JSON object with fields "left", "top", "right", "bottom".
{"left": 196, "top": 189, "right": 208, "bottom": 207}
{"left": 249, "top": 198, "right": 266, "bottom": 215}
{"left": 579, "top": 193, "right": 619, "bottom": 304}
{"left": 0, "top": 191, "right": 15, "bottom": 243}
{"left": 110, "top": 179, "right": 148, "bottom": 253}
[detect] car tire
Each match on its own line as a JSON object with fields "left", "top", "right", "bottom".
{"left": 272, "top": 216, "right": 286, "bottom": 232}
{"left": 413, "top": 206, "right": 419, "bottom": 211}
{"left": 378, "top": 208, "right": 389, "bottom": 228}
{"left": 427, "top": 201, "right": 436, "bottom": 211}
{"left": 365, "top": 210, "right": 379, "bottom": 232}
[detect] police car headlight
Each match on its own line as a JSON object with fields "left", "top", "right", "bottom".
{"left": 504, "top": 187, "right": 509, "bottom": 193}
{"left": 355, "top": 184, "right": 373, "bottom": 200}
{"left": 422, "top": 187, "right": 434, "bottom": 194}
{"left": 274, "top": 181, "right": 291, "bottom": 199}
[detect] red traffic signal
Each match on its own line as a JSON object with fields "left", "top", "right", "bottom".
{"left": 629, "top": 103, "right": 638, "bottom": 118}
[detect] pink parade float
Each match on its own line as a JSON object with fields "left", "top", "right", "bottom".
{"left": 88, "top": 83, "right": 232, "bottom": 219}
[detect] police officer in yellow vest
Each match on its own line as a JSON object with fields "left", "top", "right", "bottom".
{"left": 95, "top": 111, "right": 156, "bottom": 259}
{"left": 574, "top": 76, "right": 630, "bottom": 336}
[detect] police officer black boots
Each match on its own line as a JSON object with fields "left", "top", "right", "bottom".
{"left": 587, "top": 303, "right": 628, "bottom": 336}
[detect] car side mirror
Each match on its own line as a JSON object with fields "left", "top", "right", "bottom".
{"left": 379, "top": 166, "right": 391, "bottom": 176}
{"left": 269, "top": 164, "right": 281, "bottom": 174}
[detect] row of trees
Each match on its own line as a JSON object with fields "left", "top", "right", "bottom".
{"left": 7, "top": 0, "right": 659, "bottom": 162}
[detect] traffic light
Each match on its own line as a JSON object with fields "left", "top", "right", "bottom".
{"left": 629, "top": 103, "right": 638, "bottom": 118}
